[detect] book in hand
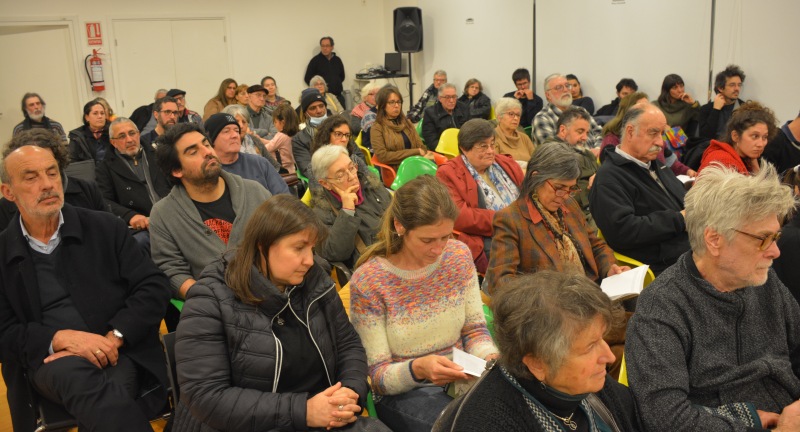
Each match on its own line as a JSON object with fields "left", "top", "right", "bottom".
{"left": 452, "top": 347, "right": 486, "bottom": 377}
{"left": 600, "top": 265, "right": 650, "bottom": 301}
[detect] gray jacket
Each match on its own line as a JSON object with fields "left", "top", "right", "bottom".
{"left": 626, "top": 252, "right": 800, "bottom": 431}
{"left": 149, "top": 170, "right": 272, "bottom": 297}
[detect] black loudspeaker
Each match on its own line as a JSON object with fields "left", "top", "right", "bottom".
{"left": 394, "top": 7, "right": 423, "bottom": 53}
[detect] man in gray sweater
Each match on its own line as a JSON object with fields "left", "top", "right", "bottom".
{"left": 626, "top": 164, "right": 800, "bottom": 431}
{"left": 150, "top": 123, "right": 271, "bottom": 307}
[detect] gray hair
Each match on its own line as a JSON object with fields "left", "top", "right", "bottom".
{"left": 433, "top": 70, "right": 447, "bottom": 78}
{"left": 556, "top": 107, "right": 592, "bottom": 130}
{"left": 310, "top": 144, "right": 348, "bottom": 181}
{"left": 685, "top": 163, "right": 797, "bottom": 255}
{"left": 360, "top": 82, "right": 380, "bottom": 99}
{"left": 154, "top": 88, "right": 168, "bottom": 99}
{"left": 458, "top": 119, "right": 495, "bottom": 152}
{"left": 109, "top": 117, "right": 137, "bottom": 138}
{"left": 544, "top": 73, "right": 565, "bottom": 91}
{"left": 437, "top": 83, "right": 457, "bottom": 97}
{"left": 495, "top": 97, "right": 522, "bottom": 119}
{"left": 618, "top": 103, "right": 653, "bottom": 146}
{"left": 494, "top": 271, "right": 618, "bottom": 379}
{"left": 310, "top": 75, "right": 328, "bottom": 92}
{"left": 222, "top": 104, "right": 251, "bottom": 123}
{"left": 519, "top": 142, "right": 580, "bottom": 199}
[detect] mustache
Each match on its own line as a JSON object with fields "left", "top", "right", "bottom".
{"left": 648, "top": 146, "right": 662, "bottom": 153}
{"left": 38, "top": 190, "right": 61, "bottom": 203}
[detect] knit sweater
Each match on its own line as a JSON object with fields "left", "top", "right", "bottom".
{"left": 350, "top": 240, "right": 497, "bottom": 396}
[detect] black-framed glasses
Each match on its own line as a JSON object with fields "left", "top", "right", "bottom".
{"left": 732, "top": 229, "right": 781, "bottom": 251}
{"left": 546, "top": 180, "right": 581, "bottom": 197}
{"left": 111, "top": 130, "right": 139, "bottom": 140}
{"left": 547, "top": 84, "right": 574, "bottom": 92}
{"left": 326, "top": 163, "right": 358, "bottom": 183}
{"left": 158, "top": 110, "right": 179, "bottom": 117}
{"left": 332, "top": 131, "right": 352, "bottom": 140}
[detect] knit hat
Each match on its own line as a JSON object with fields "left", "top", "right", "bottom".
{"left": 205, "top": 113, "right": 239, "bottom": 145}
{"left": 166, "top": 89, "right": 186, "bottom": 97}
{"left": 247, "top": 84, "right": 269, "bottom": 95}
{"left": 301, "top": 88, "right": 327, "bottom": 113}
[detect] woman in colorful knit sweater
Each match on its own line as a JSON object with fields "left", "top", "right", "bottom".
{"left": 350, "top": 175, "right": 498, "bottom": 432}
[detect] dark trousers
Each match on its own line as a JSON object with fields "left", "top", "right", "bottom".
{"left": 32, "top": 354, "right": 152, "bottom": 432}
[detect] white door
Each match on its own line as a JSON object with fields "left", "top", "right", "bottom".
{"left": 112, "top": 18, "right": 230, "bottom": 116}
{"left": 0, "top": 23, "right": 82, "bottom": 140}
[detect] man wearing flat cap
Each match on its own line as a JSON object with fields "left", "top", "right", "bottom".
{"left": 245, "top": 84, "right": 278, "bottom": 140}
{"left": 167, "top": 89, "right": 203, "bottom": 127}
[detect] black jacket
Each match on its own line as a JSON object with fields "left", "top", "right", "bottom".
{"left": 0, "top": 205, "right": 170, "bottom": 431}
{"left": 589, "top": 151, "right": 689, "bottom": 273}
{"left": 304, "top": 52, "right": 346, "bottom": 96}
{"left": 0, "top": 176, "right": 106, "bottom": 231}
{"left": 129, "top": 103, "right": 155, "bottom": 131}
{"left": 697, "top": 98, "right": 745, "bottom": 140}
{"left": 458, "top": 92, "right": 492, "bottom": 120}
{"left": 774, "top": 212, "right": 800, "bottom": 306}
{"left": 67, "top": 125, "right": 111, "bottom": 163}
{"left": 421, "top": 101, "right": 470, "bottom": 150}
{"left": 503, "top": 91, "right": 544, "bottom": 127}
{"left": 95, "top": 145, "right": 172, "bottom": 224}
{"left": 763, "top": 124, "right": 800, "bottom": 174}
{"left": 595, "top": 97, "right": 621, "bottom": 117}
{"left": 172, "top": 255, "right": 368, "bottom": 432}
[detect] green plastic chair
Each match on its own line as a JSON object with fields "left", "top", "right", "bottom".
{"left": 523, "top": 125, "right": 533, "bottom": 138}
{"left": 390, "top": 156, "right": 438, "bottom": 190}
{"left": 170, "top": 299, "right": 184, "bottom": 312}
{"left": 435, "top": 128, "right": 460, "bottom": 158}
{"left": 483, "top": 304, "right": 495, "bottom": 339}
{"left": 416, "top": 118, "right": 425, "bottom": 143}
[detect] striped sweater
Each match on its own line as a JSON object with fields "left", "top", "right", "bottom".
{"left": 350, "top": 239, "right": 497, "bottom": 396}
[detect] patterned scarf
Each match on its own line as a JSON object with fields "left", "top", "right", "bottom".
{"left": 462, "top": 155, "right": 518, "bottom": 211}
{"left": 529, "top": 198, "right": 584, "bottom": 275}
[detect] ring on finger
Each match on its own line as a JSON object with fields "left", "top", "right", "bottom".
{"left": 95, "top": 350, "right": 102, "bottom": 355}
{"left": 338, "top": 404, "right": 344, "bottom": 411}
{"left": 336, "top": 417, "right": 343, "bottom": 422}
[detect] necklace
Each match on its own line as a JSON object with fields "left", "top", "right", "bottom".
{"left": 550, "top": 411, "right": 577, "bottom": 430}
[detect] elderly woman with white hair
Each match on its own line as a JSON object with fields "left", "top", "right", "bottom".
{"left": 311, "top": 75, "right": 345, "bottom": 115}
{"left": 352, "top": 82, "right": 379, "bottom": 121}
{"left": 310, "top": 145, "right": 391, "bottom": 269}
{"left": 494, "top": 97, "right": 536, "bottom": 171}
{"left": 434, "top": 271, "right": 640, "bottom": 432}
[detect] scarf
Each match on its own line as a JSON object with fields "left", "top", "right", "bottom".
{"left": 378, "top": 116, "right": 420, "bottom": 153}
{"left": 461, "top": 155, "right": 518, "bottom": 211}
{"left": 529, "top": 197, "right": 584, "bottom": 275}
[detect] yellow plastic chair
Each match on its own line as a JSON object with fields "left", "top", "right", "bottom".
{"left": 354, "top": 131, "right": 362, "bottom": 147}
{"left": 613, "top": 252, "right": 656, "bottom": 288}
{"left": 435, "top": 128, "right": 460, "bottom": 158}
{"left": 489, "top": 106, "right": 496, "bottom": 120}
{"left": 618, "top": 354, "right": 628, "bottom": 386}
{"left": 301, "top": 187, "right": 312, "bottom": 206}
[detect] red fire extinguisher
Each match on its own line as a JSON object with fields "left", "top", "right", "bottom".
{"left": 84, "top": 49, "right": 105, "bottom": 92}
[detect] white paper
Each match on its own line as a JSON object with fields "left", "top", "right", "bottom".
{"left": 600, "top": 265, "right": 649, "bottom": 300}
{"left": 676, "top": 175, "right": 694, "bottom": 184}
{"left": 452, "top": 347, "right": 486, "bottom": 377}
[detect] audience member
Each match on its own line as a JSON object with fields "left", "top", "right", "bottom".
{"left": 167, "top": 89, "right": 203, "bottom": 127}
{"left": 541, "top": 107, "right": 600, "bottom": 225}
{"left": 269, "top": 103, "right": 300, "bottom": 173}
{"left": 494, "top": 97, "right": 536, "bottom": 171}
{"left": 310, "top": 115, "right": 368, "bottom": 170}
{"left": 13, "top": 92, "right": 67, "bottom": 142}
{"left": 407, "top": 69, "right": 447, "bottom": 124}
{"left": 458, "top": 78, "right": 492, "bottom": 120}
{"left": 533, "top": 73, "right": 602, "bottom": 148}
{"left": 421, "top": 83, "right": 470, "bottom": 150}
{"left": 205, "top": 113, "right": 289, "bottom": 196}
{"left": 310, "top": 75, "right": 345, "bottom": 115}
{"left": 67, "top": 99, "right": 110, "bottom": 163}
{"left": 699, "top": 101, "right": 777, "bottom": 174}
{"left": 130, "top": 88, "right": 167, "bottom": 133}
{"left": 0, "top": 143, "right": 170, "bottom": 431}
{"left": 371, "top": 86, "right": 433, "bottom": 168}
{"left": 150, "top": 123, "right": 271, "bottom": 305}
{"left": 503, "top": 68, "right": 544, "bottom": 127}
{"left": 773, "top": 167, "right": 800, "bottom": 305}
{"left": 202, "top": 78, "right": 237, "bottom": 121}
{"left": 219, "top": 104, "right": 269, "bottom": 158}
{"left": 293, "top": 88, "right": 329, "bottom": 176}
{"left": 566, "top": 73, "right": 595, "bottom": 115}
{"left": 141, "top": 96, "right": 179, "bottom": 148}
{"left": 260, "top": 75, "right": 288, "bottom": 115}
{"left": 234, "top": 84, "right": 249, "bottom": 106}
{"left": 172, "top": 194, "right": 389, "bottom": 432}
{"left": 626, "top": 164, "right": 800, "bottom": 431}
{"left": 762, "top": 109, "right": 800, "bottom": 174}
{"left": 245, "top": 84, "right": 279, "bottom": 140}
{"left": 304, "top": 36, "right": 346, "bottom": 108}
{"left": 350, "top": 176, "right": 498, "bottom": 432}
{"left": 0, "top": 129, "right": 106, "bottom": 230}
{"left": 94, "top": 97, "right": 116, "bottom": 122}
{"left": 590, "top": 103, "right": 689, "bottom": 274}
{"left": 653, "top": 73, "right": 700, "bottom": 135}
{"left": 435, "top": 272, "right": 640, "bottom": 432}
{"left": 595, "top": 78, "right": 638, "bottom": 117}
{"left": 698, "top": 64, "right": 746, "bottom": 140}
{"left": 310, "top": 145, "right": 391, "bottom": 269}
{"left": 351, "top": 82, "right": 379, "bottom": 120}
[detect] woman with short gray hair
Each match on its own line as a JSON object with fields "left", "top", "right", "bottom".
{"left": 434, "top": 271, "right": 640, "bottom": 432}
{"left": 494, "top": 97, "right": 535, "bottom": 171}
{"left": 310, "top": 75, "right": 345, "bottom": 114}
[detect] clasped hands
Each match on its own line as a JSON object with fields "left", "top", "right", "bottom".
{"left": 45, "top": 329, "right": 124, "bottom": 368}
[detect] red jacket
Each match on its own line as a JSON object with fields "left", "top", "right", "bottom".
{"left": 436, "top": 154, "right": 524, "bottom": 272}
{"left": 698, "top": 139, "right": 750, "bottom": 174}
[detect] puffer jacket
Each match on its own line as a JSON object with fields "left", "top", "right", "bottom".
{"left": 172, "top": 254, "right": 369, "bottom": 432}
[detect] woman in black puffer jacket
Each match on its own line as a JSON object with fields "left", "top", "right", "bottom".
{"left": 172, "top": 194, "right": 389, "bottom": 432}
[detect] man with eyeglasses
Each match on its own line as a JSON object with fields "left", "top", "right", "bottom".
{"left": 167, "top": 89, "right": 203, "bottom": 127}
{"left": 304, "top": 36, "right": 346, "bottom": 108}
{"left": 408, "top": 70, "right": 448, "bottom": 124}
{"left": 533, "top": 73, "right": 602, "bottom": 148}
{"left": 141, "top": 96, "right": 179, "bottom": 148}
{"left": 626, "top": 164, "right": 800, "bottom": 432}
{"left": 96, "top": 117, "right": 172, "bottom": 251}
{"left": 698, "top": 64, "right": 747, "bottom": 140}
{"left": 589, "top": 103, "right": 689, "bottom": 274}
{"left": 420, "top": 83, "right": 469, "bottom": 150}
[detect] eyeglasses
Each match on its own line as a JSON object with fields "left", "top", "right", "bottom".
{"left": 503, "top": 112, "right": 522, "bottom": 119}
{"left": 332, "top": 131, "right": 352, "bottom": 140}
{"left": 158, "top": 110, "right": 179, "bottom": 117}
{"left": 386, "top": 100, "right": 402, "bottom": 106}
{"left": 547, "top": 84, "right": 574, "bottom": 92}
{"left": 473, "top": 140, "right": 497, "bottom": 152}
{"left": 732, "top": 229, "right": 781, "bottom": 251}
{"left": 440, "top": 95, "right": 458, "bottom": 100}
{"left": 111, "top": 130, "right": 139, "bottom": 140}
{"left": 326, "top": 163, "right": 358, "bottom": 183}
{"left": 546, "top": 180, "right": 581, "bottom": 197}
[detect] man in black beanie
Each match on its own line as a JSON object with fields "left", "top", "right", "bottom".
{"left": 292, "top": 88, "right": 329, "bottom": 177}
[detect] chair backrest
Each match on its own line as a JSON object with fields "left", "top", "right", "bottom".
{"left": 339, "top": 282, "right": 351, "bottom": 316}
{"left": 356, "top": 141, "right": 374, "bottom": 167}
{"left": 370, "top": 154, "right": 397, "bottom": 188}
{"left": 430, "top": 152, "right": 448, "bottom": 167}
{"left": 390, "top": 156, "right": 438, "bottom": 190}
{"left": 435, "top": 128, "right": 460, "bottom": 158}
{"left": 612, "top": 252, "right": 656, "bottom": 288}
{"left": 354, "top": 131, "right": 362, "bottom": 147}
{"left": 301, "top": 188, "right": 312, "bottom": 206}
{"left": 416, "top": 118, "right": 425, "bottom": 143}
{"left": 161, "top": 332, "right": 180, "bottom": 407}
{"left": 618, "top": 354, "right": 629, "bottom": 386}
{"left": 489, "top": 106, "right": 496, "bottom": 120}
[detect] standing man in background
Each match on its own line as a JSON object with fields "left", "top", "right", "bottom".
{"left": 305, "top": 36, "right": 346, "bottom": 108}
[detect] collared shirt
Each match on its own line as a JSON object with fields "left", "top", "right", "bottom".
{"left": 616, "top": 147, "right": 673, "bottom": 197}
{"left": 615, "top": 146, "right": 651, "bottom": 170}
{"left": 20, "top": 211, "right": 64, "bottom": 255}
{"left": 532, "top": 103, "right": 602, "bottom": 147}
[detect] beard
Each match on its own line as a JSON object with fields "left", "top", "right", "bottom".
{"left": 28, "top": 110, "right": 44, "bottom": 122}
{"left": 557, "top": 94, "right": 573, "bottom": 108}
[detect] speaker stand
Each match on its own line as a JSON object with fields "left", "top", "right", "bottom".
{"left": 407, "top": 52, "right": 415, "bottom": 107}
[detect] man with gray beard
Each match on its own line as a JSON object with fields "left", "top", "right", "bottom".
{"left": 532, "top": 73, "right": 602, "bottom": 148}
{"left": 13, "top": 93, "right": 67, "bottom": 142}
